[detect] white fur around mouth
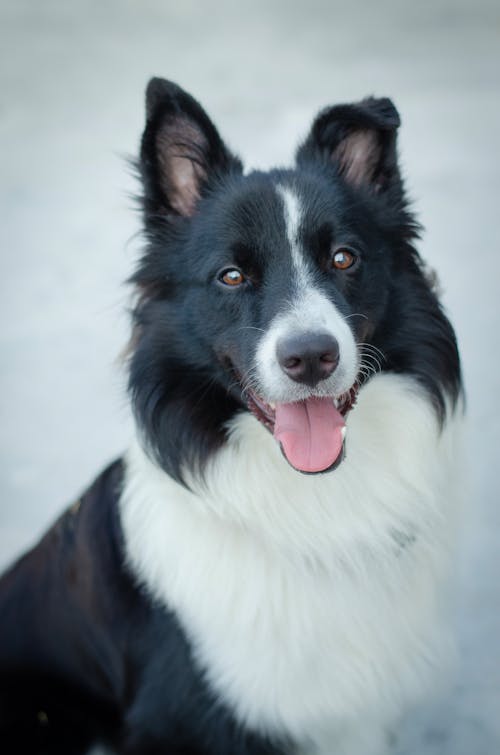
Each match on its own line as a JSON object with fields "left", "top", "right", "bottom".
{"left": 244, "top": 386, "right": 358, "bottom": 435}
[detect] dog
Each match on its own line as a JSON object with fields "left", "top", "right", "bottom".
{"left": 0, "top": 78, "right": 463, "bottom": 755}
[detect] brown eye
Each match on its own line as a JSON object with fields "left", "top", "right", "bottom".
{"left": 220, "top": 268, "right": 245, "bottom": 286}
{"left": 332, "top": 248, "right": 357, "bottom": 271}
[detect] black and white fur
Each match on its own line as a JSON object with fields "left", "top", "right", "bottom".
{"left": 0, "top": 79, "right": 462, "bottom": 755}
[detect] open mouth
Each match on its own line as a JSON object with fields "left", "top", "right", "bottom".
{"left": 245, "top": 386, "right": 358, "bottom": 474}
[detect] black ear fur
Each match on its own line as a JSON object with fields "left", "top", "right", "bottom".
{"left": 140, "top": 78, "right": 242, "bottom": 219}
{"left": 297, "top": 97, "right": 401, "bottom": 193}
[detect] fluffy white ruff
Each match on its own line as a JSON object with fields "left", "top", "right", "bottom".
{"left": 120, "top": 373, "right": 462, "bottom": 754}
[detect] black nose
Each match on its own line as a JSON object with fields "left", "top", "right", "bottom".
{"left": 276, "top": 332, "right": 340, "bottom": 386}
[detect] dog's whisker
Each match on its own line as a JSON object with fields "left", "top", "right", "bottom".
{"left": 357, "top": 342, "right": 387, "bottom": 361}
{"left": 345, "top": 313, "right": 369, "bottom": 321}
{"left": 235, "top": 326, "right": 267, "bottom": 334}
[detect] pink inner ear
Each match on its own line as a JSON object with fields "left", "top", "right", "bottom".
{"left": 334, "top": 129, "right": 380, "bottom": 187}
{"left": 168, "top": 155, "right": 203, "bottom": 216}
{"left": 156, "top": 118, "right": 208, "bottom": 216}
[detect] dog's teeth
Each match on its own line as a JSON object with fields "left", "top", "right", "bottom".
{"left": 341, "top": 426, "right": 346, "bottom": 440}
{"left": 334, "top": 398, "right": 340, "bottom": 408}
{"left": 269, "top": 402, "right": 275, "bottom": 410}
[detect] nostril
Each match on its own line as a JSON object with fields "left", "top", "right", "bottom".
{"left": 320, "top": 352, "right": 338, "bottom": 365}
{"left": 283, "top": 356, "right": 302, "bottom": 370}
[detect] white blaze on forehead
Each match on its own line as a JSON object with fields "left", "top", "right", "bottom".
{"left": 254, "top": 183, "right": 359, "bottom": 402}
{"left": 276, "top": 184, "right": 310, "bottom": 287}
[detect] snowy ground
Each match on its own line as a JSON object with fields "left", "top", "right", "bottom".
{"left": 1, "top": 1, "right": 499, "bottom": 752}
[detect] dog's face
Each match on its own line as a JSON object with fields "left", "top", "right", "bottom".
{"left": 131, "top": 79, "right": 458, "bottom": 483}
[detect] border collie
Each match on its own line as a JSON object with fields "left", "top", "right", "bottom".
{"left": 0, "top": 79, "right": 462, "bottom": 755}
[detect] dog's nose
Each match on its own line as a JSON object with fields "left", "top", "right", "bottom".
{"left": 276, "top": 332, "right": 339, "bottom": 386}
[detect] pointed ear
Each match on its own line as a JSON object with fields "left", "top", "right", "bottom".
{"left": 296, "top": 97, "right": 401, "bottom": 193}
{"left": 140, "top": 78, "right": 242, "bottom": 219}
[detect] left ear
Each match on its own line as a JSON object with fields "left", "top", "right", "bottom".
{"left": 140, "top": 78, "right": 242, "bottom": 220}
{"left": 296, "top": 97, "right": 401, "bottom": 193}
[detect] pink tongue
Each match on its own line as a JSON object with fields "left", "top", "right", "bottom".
{"left": 274, "top": 397, "right": 345, "bottom": 473}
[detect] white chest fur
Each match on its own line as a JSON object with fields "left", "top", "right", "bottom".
{"left": 120, "top": 374, "right": 462, "bottom": 749}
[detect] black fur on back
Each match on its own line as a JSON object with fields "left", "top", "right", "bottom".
{"left": 0, "top": 461, "right": 286, "bottom": 755}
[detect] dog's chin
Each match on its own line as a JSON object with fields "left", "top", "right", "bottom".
{"left": 244, "top": 386, "right": 358, "bottom": 475}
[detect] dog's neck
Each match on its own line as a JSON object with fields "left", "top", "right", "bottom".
{"left": 121, "top": 373, "right": 458, "bottom": 572}
{"left": 118, "top": 371, "right": 461, "bottom": 742}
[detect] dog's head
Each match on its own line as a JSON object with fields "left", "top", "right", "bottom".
{"left": 130, "top": 79, "right": 460, "bottom": 484}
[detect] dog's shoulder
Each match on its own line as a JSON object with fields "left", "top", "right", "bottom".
{"left": 0, "top": 460, "right": 131, "bottom": 694}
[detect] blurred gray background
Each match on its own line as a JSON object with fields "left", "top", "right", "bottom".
{"left": 1, "top": 0, "right": 499, "bottom": 753}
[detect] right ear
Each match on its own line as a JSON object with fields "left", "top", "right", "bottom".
{"left": 140, "top": 78, "right": 242, "bottom": 220}
{"left": 296, "top": 97, "right": 401, "bottom": 194}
